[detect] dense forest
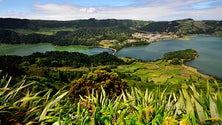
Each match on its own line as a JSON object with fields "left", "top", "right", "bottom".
{"left": 140, "top": 18, "right": 222, "bottom": 36}
{"left": 0, "top": 51, "right": 124, "bottom": 77}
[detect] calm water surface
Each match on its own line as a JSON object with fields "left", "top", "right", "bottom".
{"left": 116, "top": 36, "right": 222, "bottom": 79}
{"left": 0, "top": 43, "right": 112, "bottom": 56}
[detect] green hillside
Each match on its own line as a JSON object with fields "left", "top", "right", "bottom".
{"left": 140, "top": 18, "right": 222, "bottom": 36}
{"left": 0, "top": 18, "right": 221, "bottom": 47}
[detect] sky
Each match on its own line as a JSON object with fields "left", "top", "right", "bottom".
{"left": 0, "top": 0, "right": 221, "bottom": 21}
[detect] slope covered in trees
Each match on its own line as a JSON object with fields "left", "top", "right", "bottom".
{"left": 0, "top": 18, "right": 221, "bottom": 46}
{"left": 0, "top": 51, "right": 124, "bottom": 77}
{"left": 0, "top": 18, "right": 148, "bottom": 29}
{"left": 140, "top": 18, "right": 222, "bottom": 36}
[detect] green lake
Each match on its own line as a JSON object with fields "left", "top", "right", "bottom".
{"left": 0, "top": 43, "right": 113, "bottom": 56}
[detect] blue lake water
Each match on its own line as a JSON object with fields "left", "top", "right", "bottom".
{"left": 116, "top": 36, "right": 222, "bottom": 79}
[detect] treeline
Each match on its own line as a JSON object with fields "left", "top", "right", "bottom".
{"left": 140, "top": 18, "right": 222, "bottom": 36}
{"left": 0, "top": 51, "right": 124, "bottom": 77}
{"left": 0, "top": 18, "right": 148, "bottom": 30}
{"left": 0, "top": 27, "right": 132, "bottom": 45}
{"left": 0, "top": 29, "right": 50, "bottom": 44}
{"left": 53, "top": 27, "right": 132, "bottom": 45}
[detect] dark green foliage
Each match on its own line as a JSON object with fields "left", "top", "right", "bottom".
{"left": 170, "top": 58, "right": 183, "bottom": 65}
{"left": 0, "top": 29, "right": 20, "bottom": 44}
{"left": 0, "top": 51, "right": 125, "bottom": 90}
{"left": 140, "top": 18, "right": 222, "bottom": 35}
{"left": 0, "top": 18, "right": 148, "bottom": 29}
{"left": 0, "top": 51, "right": 124, "bottom": 77}
{"left": 124, "top": 41, "right": 149, "bottom": 47}
{"left": 47, "top": 70, "right": 86, "bottom": 82}
{"left": 90, "top": 52, "right": 124, "bottom": 66}
{"left": 0, "top": 55, "right": 23, "bottom": 76}
{"left": 140, "top": 21, "right": 172, "bottom": 32}
{"left": 52, "top": 27, "right": 131, "bottom": 46}
{"left": 0, "top": 27, "right": 132, "bottom": 46}
{"left": 163, "top": 49, "right": 199, "bottom": 64}
{"left": 21, "top": 33, "right": 51, "bottom": 44}
{"left": 0, "top": 18, "right": 37, "bottom": 29}
{"left": 69, "top": 70, "right": 127, "bottom": 100}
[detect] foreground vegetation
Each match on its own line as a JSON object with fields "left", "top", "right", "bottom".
{"left": 0, "top": 47, "right": 221, "bottom": 124}
{"left": 0, "top": 75, "right": 221, "bottom": 124}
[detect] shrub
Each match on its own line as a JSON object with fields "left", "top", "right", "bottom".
{"left": 69, "top": 70, "right": 127, "bottom": 100}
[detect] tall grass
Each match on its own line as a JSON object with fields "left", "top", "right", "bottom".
{"left": 0, "top": 76, "right": 68, "bottom": 124}
{"left": 0, "top": 76, "right": 222, "bottom": 124}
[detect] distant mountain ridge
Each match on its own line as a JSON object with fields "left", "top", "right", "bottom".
{"left": 0, "top": 18, "right": 221, "bottom": 45}
{"left": 0, "top": 18, "right": 149, "bottom": 30}
{"left": 140, "top": 18, "right": 222, "bottom": 36}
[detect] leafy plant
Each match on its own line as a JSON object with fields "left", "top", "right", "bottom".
{"left": 1, "top": 76, "right": 222, "bottom": 124}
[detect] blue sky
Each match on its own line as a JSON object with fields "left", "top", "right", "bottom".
{"left": 0, "top": 0, "right": 221, "bottom": 20}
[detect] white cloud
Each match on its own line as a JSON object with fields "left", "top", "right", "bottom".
{"left": 80, "top": 7, "right": 96, "bottom": 13}
{"left": 0, "top": 0, "right": 221, "bottom": 21}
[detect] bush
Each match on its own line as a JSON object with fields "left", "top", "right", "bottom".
{"left": 69, "top": 70, "right": 127, "bottom": 100}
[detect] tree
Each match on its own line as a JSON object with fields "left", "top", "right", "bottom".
{"left": 69, "top": 70, "right": 127, "bottom": 100}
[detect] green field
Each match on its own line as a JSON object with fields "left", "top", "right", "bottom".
{"left": 112, "top": 60, "right": 212, "bottom": 89}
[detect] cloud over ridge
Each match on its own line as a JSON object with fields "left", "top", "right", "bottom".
{"left": 0, "top": 0, "right": 221, "bottom": 20}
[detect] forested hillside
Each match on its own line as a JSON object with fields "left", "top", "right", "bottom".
{"left": 0, "top": 18, "right": 148, "bottom": 29}
{"left": 140, "top": 18, "right": 222, "bottom": 36}
{"left": 0, "top": 51, "right": 124, "bottom": 76}
{"left": 0, "top": 18, "right": 221, "bottom": 46}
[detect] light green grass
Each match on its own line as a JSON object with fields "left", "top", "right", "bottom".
{"left": 112, "top": 60, "right": 212, "bottom": 85}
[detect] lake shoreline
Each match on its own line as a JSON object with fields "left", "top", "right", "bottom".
{"left": 183, "top": 62, "right": 222, "bottom": 80}
{"left": 182, "top": 64, "right": 213, "bottom": 79}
